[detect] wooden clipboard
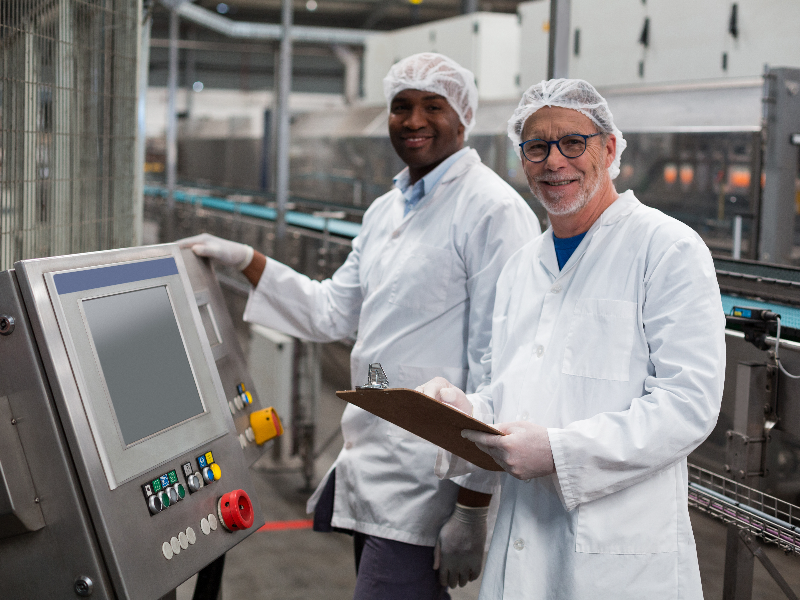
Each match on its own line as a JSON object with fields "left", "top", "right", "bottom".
{"left": 336, "top": 388, "right": 504, "bottom": 472}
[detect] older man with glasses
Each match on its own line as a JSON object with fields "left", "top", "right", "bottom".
{"left": 180, "top": 53, "right": 540, "bottom": 599}
{"left": 419, "top": 78, "right": 726, "bottom": 599}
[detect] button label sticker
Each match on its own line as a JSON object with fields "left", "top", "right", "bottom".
{"left": 152, "top": 478, "right": 163, "bottom": 492}
{"left": 197, "top": 454, "right": 208, "bottom": 468}
{"left": 181, "top": 462, "right": 193, "bottom": 478}
{"left": 168, "top": 470, "right": 178, "bottom": 484}
{"left": 204, "top": 451, "right": 214, "bottom": 465}
{"left": 160, "top": 474, "right": 170, "bottom": 488}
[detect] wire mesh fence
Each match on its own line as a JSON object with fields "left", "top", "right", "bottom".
{"left": 1, "top": 0, "right": 141, "bottom": 271}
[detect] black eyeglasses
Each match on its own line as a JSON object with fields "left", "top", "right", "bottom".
{"left": 519, "top": 132, "right": 602, "bottom": 163}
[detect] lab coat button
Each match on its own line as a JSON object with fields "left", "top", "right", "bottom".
{"left": 536, "top": 345, "right": 544, "bottom": 358}
{"left": 345, "top": 442, "right": 353, "bottom": 450}
{"left": 392, "top": 231, "right": 400, "bottom": 239}
{"left": 550, "top": 284, "right": 562, "bottom": 293}
{"left": 521, "top": 411, "right": 529, "bottom": 421}
{"left": 513, "top": 538, "right": 525, "bottom": 551}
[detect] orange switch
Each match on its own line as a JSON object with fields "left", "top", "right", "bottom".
{"left": 249, "top": 407, "right": 284, "bottom": 445}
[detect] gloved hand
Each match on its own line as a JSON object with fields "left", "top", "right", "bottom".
{"left": 177, "top": 233, "right": 254, "bottom": 271}
{"left": 416, "top": 377, "right": 472, "bottom": 415}
{"left": 434, "top": 503, "right": 489, "bottom": 588}
{"left": 462, "top": 421, "right": 555, "bottom": 480}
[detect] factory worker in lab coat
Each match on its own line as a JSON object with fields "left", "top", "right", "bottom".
{"left": 418, "top": 78, "right": 726, "bottom": 599}
{"left": 180, "top": 53, "right": 540, "bottom": 599}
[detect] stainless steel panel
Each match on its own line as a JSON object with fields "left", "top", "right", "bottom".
{"left": 0, "top": 270, "right": 114, "bottom": 598}
{"left": 11, "top": 246, "right": 264, "bottom": 599}
{"left": 0, "top": 393, "right": 44, "bottom": 538}
{"left": 181, "top": 248, "right": 275, "bottom": 466}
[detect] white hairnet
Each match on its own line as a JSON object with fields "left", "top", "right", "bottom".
{"left": 507, "top": 78, "right": 627, "bottom": 179}
{"left": 383, "top": 53, "right": 478, "bottom": 140}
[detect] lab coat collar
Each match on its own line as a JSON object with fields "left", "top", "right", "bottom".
{"left": 391, "top": 148, "right": 481, "bottom": 225}
{"left": 537, "top": 189, "right": 640, "bottom": 278}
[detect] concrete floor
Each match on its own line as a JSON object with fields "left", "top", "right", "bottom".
{"left": 177, "top": 342, "right": 800, "bottom": 600}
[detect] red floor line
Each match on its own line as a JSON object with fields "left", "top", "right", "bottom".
{"left": 258, "top": 519, "right": 314, "bottom": 532}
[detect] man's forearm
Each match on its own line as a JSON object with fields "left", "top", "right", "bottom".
{"left": 242, "top": 251, "right": 267, "bottom": 287}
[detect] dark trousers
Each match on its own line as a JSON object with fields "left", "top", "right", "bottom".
{"left": 353, "top": 532, "right": 451, "bottom": 600}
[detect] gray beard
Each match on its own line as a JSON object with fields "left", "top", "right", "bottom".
{"left": 531, "top": 164, "right": 605, "bottom": 217}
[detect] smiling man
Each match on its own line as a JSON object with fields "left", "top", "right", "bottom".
{"left": 180, "top": 53, "right": 540, "bottom": 599}
{"left": 419, "top": 79, "right": 726, "bottom": 599}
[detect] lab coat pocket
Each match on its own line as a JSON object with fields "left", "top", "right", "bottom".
{"left": 562, "top": 298, "right": 636, "bottom": 381}
{"left": 575, "top": 467, "right": 678, "bottom": 554}
{"left": 388, "top": 245, "right": 453, "bottom": 313}
{"left": 385, "top": 364, "right": 468, "bottom": 441}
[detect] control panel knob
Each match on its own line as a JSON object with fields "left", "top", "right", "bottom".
{"left": 187, "top": 473, "right": 202, "bottom": 493}
{"left": 158, "top": 490, "right": 171, "bottom": 509}
{"left": 147, "top": 494, "right": 163, "bottom": 515}
{"left": 173, "top": 483, "right": 186, "bottom": 501}
{"left": 217, "top": 489, "right": 255, "bottom": 532}
{"left": 167, "top": 486, "right": 178, "bottom": 505}
{"left": 202, "top": 466, "right": 215, "bottom": 484}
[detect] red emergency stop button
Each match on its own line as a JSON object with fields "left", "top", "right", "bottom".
{"left": 217, "top": 489, "right": 255, "bottom": 532}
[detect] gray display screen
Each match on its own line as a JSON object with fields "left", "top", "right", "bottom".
{"left": 82, "top": 286, "right": 205, "bottom": 446}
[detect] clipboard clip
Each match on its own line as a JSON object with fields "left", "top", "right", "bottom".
{"left": 356, "top": 363, "right": 389, "bottom": 390}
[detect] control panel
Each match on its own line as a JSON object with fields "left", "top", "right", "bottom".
{"left": 0, "top": 245, "right": 274, "bottom": 599}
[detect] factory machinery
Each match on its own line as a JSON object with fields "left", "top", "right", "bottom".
{"left": 0, "top": 245, "right": 283, "bottom": 598}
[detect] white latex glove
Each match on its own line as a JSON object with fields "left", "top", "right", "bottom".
{"left": 462, "top": 421, "right": 556, "bottom": 480}
{"left": 177, "top": 233, "right": 254, "bottom": 271}
{"left": 415, "top": 377, "right": 472, "bottom": 415}
{"left": 433, "top": 503, "right": 488, "bottom": 588}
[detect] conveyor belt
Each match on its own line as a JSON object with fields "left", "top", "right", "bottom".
{"left": 721, "top": 294, "right": 800, "bottom": 330}
{"left": 145, "top": 186, "right": 363, "bottom": 239}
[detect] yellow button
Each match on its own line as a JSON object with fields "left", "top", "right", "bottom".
{"left": 210, "top": 463, "right": 222, "bottom": 481}
{"left": 249, "top": 407, "right": 284, "bottom": 445}
{"left": 205, "top": 451, "right": 214, "bottom": 465}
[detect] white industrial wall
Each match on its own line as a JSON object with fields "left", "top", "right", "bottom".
{"left": 518, "top": 0, "right": 800, "bottom": 89}
{"left": 363, "top": 12, "right": 521, "bottom": 104}
{"left": 146, "top": 88, "right": 346, "bottom": 139}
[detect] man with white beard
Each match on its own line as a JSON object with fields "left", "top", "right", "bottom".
{"left": 418, "top": 78, "right": 726, "bottom": 599}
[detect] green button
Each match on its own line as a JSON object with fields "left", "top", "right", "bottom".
{"left": 160, "top": 491, "right": 170, "bottom": 508}
{"left": 152, "top": 479, "right": 162, "bottom": 492}
{"left": 176, "top": 483, "right": 186, "bottom": 499}
{"left": 168, "top": 470, "right": 178, "bottom": 484}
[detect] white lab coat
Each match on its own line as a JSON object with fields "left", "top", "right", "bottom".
{"left": 444, "top": 191, "right": 725, "bottom": 598}
{"left": 243, "top": 148, "right": 541, "bottom": 545}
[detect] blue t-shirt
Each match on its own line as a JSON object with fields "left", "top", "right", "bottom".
{"left": 553, "top": 231, "right": 587, "bottom": 270}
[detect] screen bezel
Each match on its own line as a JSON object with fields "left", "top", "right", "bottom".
{"left": 42, "top": 253, "right": 228, "bottom": 489}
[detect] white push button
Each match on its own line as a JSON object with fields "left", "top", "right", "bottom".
{"left": 170, "top": 536, "right": 181, "bottom": 555}
{"left": 233, "top": 395, "right": 244, "bottom": 410}
{"left": 201, "top": 518, "right": 211, "bottom": 536}
{"left": 186, "top": 527, "right": 197, "bottom": 545}
{"left": 162, "top": 541, "right": 174, "bottom": 560}
{"left": 513, "top": 538, "right": 525, "bottom": 551}
{"left": 179, "top": 531, "right": 189, "bottom": 550}
{"left": 167, "top": 487, "right": 178, "bottom": 505}
{"left": 208, "top": 513, "right": 218, "bottom": 531}
{"left": 187, "top": 473, "right": 202, "bottom": 493}
{"left": 536, "top": 345, "right": 544, "bottom": 358}
{"left": 229, "top": 400, "right": 237, "bottom": 415}
{"left": 245, "top": 427, "right": 255, "bottom": 443}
